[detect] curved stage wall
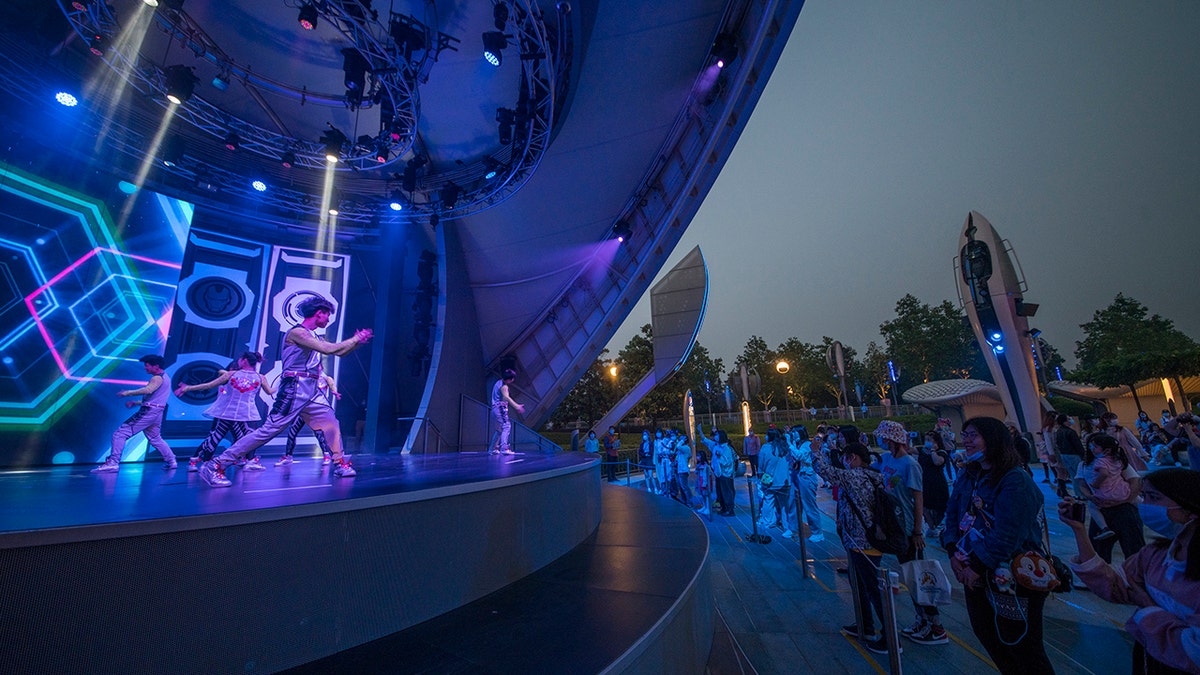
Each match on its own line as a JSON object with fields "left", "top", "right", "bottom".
{"left": 0, "top": 457, "right": 601, "bottom": 674}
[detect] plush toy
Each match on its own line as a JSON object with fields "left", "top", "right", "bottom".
{"left": 1012, "top": 551, "right": 1061, "bottom": 592}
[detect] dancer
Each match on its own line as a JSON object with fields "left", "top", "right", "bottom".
{"left": 198, "top": 295, "right": 371, "bottom": 488}
{"left": 175, "top": 352, "right": 274, "bottom": 472}
{"left": 276, "top": 372, "right": 338, "bottom": 466}
{"left": 489, "top": 369, "right": 526, "bottom": 455}
{"left": 92, "top": 355, "right": 178, "bottom": 472}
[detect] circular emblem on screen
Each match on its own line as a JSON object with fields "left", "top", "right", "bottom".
{"left": 186, "top": 277, "right": 246, "bottom": 321}
{"left": 282, "top": 290, "right": 328, "bottom": 325}
{"left": 175, "top": 361, "right": 225, "bottom": 404}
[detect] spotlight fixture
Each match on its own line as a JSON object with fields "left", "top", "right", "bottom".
{"left": 440, "top": 182, "right": 462, "bottom": 208}
{"left": 711, "top": 32, "right": 738, "bottom": 68}
{"left": 374, "top": 146, "right": 388, "bottom": 163}
{"left": 341, "top": 48, "right": 369, "bottom": 93}
{"left": 493, "top": 3, "right": 509, "bottom": 30}
{"left": 223, "top": 131, "right": 241, "bottom": 151}
{"left": 142, "top": 0, "right": 158, "bottom": 6}
{"left": 88, "top": 34, "right": 106, "bottom": 57}
{"left": 161, "top": 135, "right": 186, "bottom": 166}
{"left": 496, "top": 107, "right": 515, "bottom": 145}
{"left": 211, "top": 71, "right": 230, "bottom": 91}
{"left": 71, "top": 1, "right": 91, "bottom": 10}
{"left": 251, "top": 180, "right": 267, "bottom": 192}
{"left": 55, "top": 92, "right": 78, "bottom": 107}
{"left": 388, "top": 189, "right": 406, "bottom": 211}
{"left": 279, "top": 150, "right": 296, "bottom": 168}
{"left": 482, "top": 157, "right": 501, "bottom": 180}
{"left": 320, "top": 128, "right": 347, "bottom": 162}
{"left": 164, "top": 64, "right": 198, "bottom": 104}
{"left": 298, "top": 3, "right": 318, "bottom": 30}
{"left": 482, "top": 31, "right": 507, "bottom": 67}
{"left": 612, "top": 220, "right": 632, "bottom": 243}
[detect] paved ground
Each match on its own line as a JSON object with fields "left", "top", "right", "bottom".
{"left": 622, "top": 470, "right": 1137, "bottom": 674}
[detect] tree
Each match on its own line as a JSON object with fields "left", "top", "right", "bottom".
{"left": 616, "top": 324, "right": 726, "bottom": 423}
{"left": 1074, "top": 294, "right": 1199, "bottom": 409}
{"left": 879, "top": 294, "right": 985, "bottom": 391}
{"left": 547, "top": 350, "right": 620, "bottom": 428}
{"left": 861, "top": 341, "right": 893, "bottom": 403}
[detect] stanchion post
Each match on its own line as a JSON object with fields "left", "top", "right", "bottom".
{"left": 625, "top": 458, "right": 631, "bottom": 486}
{"left": 879, "top": 565, "right": 903, "bottom": 674}
{"left": 793, "top": 484, "right": 808, "bottom": 578}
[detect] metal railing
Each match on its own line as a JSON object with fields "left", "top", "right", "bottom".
{"left": 396, "top": 416, "right": 446, "bottom": 454}
{"left": 459, "top": 394, "right": 563, "bottom": 454}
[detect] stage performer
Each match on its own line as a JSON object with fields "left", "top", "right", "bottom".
{"left": 199, "top": 296, "right": 372, "bottom": 488}
{"left": 489, "top": 369, "right": 526, "bottom": 455}
{"left": 91, "top": 354, "right": 178, "bottom": 472}
{"left": 276, "top": 372, "right": 338, "bottom": 466}
{"left": 175, "top": 352, "right": 275, "bottom": 473}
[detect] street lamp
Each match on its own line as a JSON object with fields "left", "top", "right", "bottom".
{"left": 609, "top": 365, "right": 618, "bottom": 379}
{"left": 775, "top": 360, "right": 790, "bottom": 374}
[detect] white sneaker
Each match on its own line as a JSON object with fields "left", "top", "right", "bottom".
{"left": 781, "top": 530, "right": 795, "bottom": 539}
{"left": 243, "top": 457, "right": 266, "bottom": 471}
{"left": 91, "top": 461, "right": 119, "bottom": 473}
{"left": 323, "top": 453, "right": 332, "bottom": 465}
{"left": 808, "top": 533, "right": 825, "bottom": 543}
{"left": 275, "top": 456, "right": 294, "bottom": 467}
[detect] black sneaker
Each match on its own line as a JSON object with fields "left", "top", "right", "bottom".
{"left": 841, "top": 624, "right": 876, "bottom": 640}
{"left": 907, "top": 625, "right": 949, "bottom": 645}
{"left": 865, "top": 638, "right": 901, "bottom": 655}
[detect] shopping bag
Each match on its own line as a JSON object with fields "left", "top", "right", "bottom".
{"left": 900, "top": 559, "right": 953, "bottom": 606}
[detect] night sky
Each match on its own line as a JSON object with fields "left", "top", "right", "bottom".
{"left": 608, "top": 0, "right": 1200, "bottom": 369}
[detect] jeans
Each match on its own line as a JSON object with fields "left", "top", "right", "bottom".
{"left": 677, "top": 472, "right": 692, "bottom": 504}
{"left": 848, "top": 549, "right": 884, "bottom": 634}
{"left": 605, "top": 455, "right": 618, "bottom": 481}
{"left": 788, "top": 473, "right": 822, "bottom": 536}
{"left": 963, "top": 585, "right": 1054, "bottom": 674}
{"left": 1089, "top": 502, "right": 1146, "bottom": 564}
{"left": 716, "top": 476, "right": 735, "bottom": 513}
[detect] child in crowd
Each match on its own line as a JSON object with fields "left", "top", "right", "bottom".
{"left": 693, "top": 449, "right": 711, "bottom": 514}
{"left": 1080, "top": 434, "right": 1131, "bottom": 541}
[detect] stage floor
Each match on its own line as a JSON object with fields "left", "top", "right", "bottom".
{"left": 0, "top": 451, "right": 593, "bottom": 543}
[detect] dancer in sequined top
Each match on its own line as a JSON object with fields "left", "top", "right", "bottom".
{"left": 175, "top": 352, "right": 274, "bottom": 472}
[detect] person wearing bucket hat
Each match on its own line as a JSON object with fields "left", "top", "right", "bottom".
{"left": 873, "top": 420, "right": 946, "bottom": 646}
{"left": 1060, "top": 468, "right": 1200, "bottom": 674}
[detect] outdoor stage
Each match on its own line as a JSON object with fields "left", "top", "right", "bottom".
{"left": 0, "top": 451, "right": 713, "bottom": 674}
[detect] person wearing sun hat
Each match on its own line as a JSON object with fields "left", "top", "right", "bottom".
{"left": 1060, "top": 468, "right": 1200, "bottom": 674}
{"left": 873, "top": 419, "right": 946, "bottom": 646}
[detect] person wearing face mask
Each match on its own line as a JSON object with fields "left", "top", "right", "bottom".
{"left": 1102, "top": 412, "right": 1150, "bottom": 473}
{"left": 1060, "top": 468, "right": 1200, "bottom": 674}
{"left": 637, "top": 430, "right": 656, "bottom": 492}
{"left": 697, "top": 424, "right": 737, "bottom": 516}
{"left": 919, "top": 432, "right": 950, "bottom": 538}
{"left": 942, "top": 417, "right": 1053, "bottom": 674}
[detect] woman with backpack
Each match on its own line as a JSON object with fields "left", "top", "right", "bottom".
{"left": 756, "top": 428, "right": 793, "bottom": 538}
{"left": 811, "top": 441, "right": 896, "bottom": 656}
{"left": 941, "top": 416, "right": 1054, "bottom": 674}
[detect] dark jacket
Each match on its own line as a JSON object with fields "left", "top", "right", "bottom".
{"left": 941, "top": 466, "right": 1045, "bottom": 571}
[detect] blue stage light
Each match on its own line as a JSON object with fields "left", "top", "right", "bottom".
{"left": 990, "top": 331, "right": 1002, "bottom": 342}
{"left": 118, "top": 180, "right": 138, "bottom": 194}
{"left": 994, "top": 344, "right": 1006, "bottom": 354}
{"left": 55, "top": 92, "right": 78, "bottom": 107}
{"left": 251, "top": 180, "right": 267, "bottom": 192}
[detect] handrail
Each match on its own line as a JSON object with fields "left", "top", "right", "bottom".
{"left": 396, "top": 415, "right": 446, "bottom": 454}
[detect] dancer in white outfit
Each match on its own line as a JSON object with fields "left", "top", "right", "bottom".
{"left": 175, "top": 352, "right": 274, "bottom": 472}
{"left": 199, "top": 296, "right": 372, "bottom": 488}
{"left": 91, "top": 355, "right": 178, "bottom": 472}
{"left": 489, "top": 369, "right": 525, "bottom": 455}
